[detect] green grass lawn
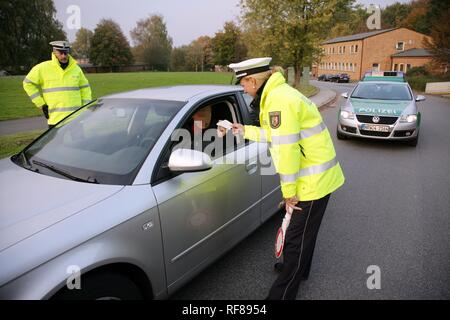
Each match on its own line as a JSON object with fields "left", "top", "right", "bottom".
{"left": 0, "top": 130, "right": 44, "bottom": 159}
{"left": 0, "top": 71, "right": 318, "bottom": 158}
{"left": 0, "top": 72, "right": 235, "bottom": 121}
{"left": 0, "top": 71, "right": 318, "bottom": 121}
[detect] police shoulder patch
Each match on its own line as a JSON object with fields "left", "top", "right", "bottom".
{"left": 269, "top": 111, "right": 281, "bottom": 129}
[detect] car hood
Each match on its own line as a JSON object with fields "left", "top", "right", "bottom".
{"left": 349, "top": 98, "right": 411, "bottom": 116}
{"left": 0, "top": 158, "right": 124, "bottom": 252}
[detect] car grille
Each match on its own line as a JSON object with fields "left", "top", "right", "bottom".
{"left": 356, "top": 115, "right": 398, "bottom": 125}
{"left": 360, "top": 130, "right": 391, "bottom": 137}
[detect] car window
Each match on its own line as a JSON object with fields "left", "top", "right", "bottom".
{"left": 351, "top": 83, "right": 412, "bottom": 100}
{"left": 19, "top": 98, "right": 184, "bottom": 185}
{"left": 153, "top": 95, "right": 244, "bottom": 184}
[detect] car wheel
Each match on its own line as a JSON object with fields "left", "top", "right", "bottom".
{"left": 336, "top": 128, "right": 348, "bottom": 140}
{"left": 52, "top": 271, "right": 144, "bottom": 300}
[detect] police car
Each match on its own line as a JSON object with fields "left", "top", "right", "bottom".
{"left": 337, "top": 71, "right": 425, "bottom": 146}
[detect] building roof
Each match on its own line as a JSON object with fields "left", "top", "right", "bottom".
{"left": 322, "top": 28, "right": 397, "bottom": 44}
{"left": 391, "top": 48, "right": 433, "bottom": 57}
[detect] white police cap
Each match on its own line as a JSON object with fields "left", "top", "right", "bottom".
{"left": 50, "top": 40, "right": 71, "bottom": 52}
{"left": 229, "top": 57, "right": 272, "bottom": 84}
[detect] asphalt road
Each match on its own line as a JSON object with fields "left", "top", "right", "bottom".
{"left": 171, "top": 80, "right": 450, "bottom": 300}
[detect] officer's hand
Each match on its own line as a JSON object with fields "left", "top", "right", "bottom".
{"left": 217, "top": 126, "right": 227, "bottom": 138}
{"left": 231, "top": 123, "right": 244, "bottom": 136}
{"left": 41, "top": 105, "right": 49, "bottom": 119}
{"left": 285, "top": 196, "right": 302, "bottom": 213}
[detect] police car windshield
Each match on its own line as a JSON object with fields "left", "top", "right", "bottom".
{"left": 19, "top": 98, "right": 184, "bottom": 185}
{"left": 351, "top": 83, "right": 412, "bottom": 100}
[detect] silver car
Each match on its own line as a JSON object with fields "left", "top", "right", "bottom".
{"left": 337, "top": 79, "right": 425, "bottom": 147}
{"left": 0, "top": 85, "right": 282, "bottom": 299}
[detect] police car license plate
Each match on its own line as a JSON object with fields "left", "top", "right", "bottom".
{"left": 361, "top": 124, "right": 390, "bottom": 132}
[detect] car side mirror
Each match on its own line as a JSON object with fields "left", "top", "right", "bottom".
{"left": 415, "top": 95, "right": 426, "bottom": 102}
{"left": 168, "top": 148, "right": 212, "bottom": 172}
{"left": 341, "top": 92, "right": 349, "bottom": 99}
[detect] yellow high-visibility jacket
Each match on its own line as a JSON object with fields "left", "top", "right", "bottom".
{"left": 244, "top": 72, "right": 345, "bottom": 201}
{"left": 23, "top": 53, "right": 92, "bottom": 125}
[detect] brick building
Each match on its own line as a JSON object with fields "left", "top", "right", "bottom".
{"left": 315, "top": 27, "right": 432, "bottom": 80}
{"left": 391, "top": 48, "right": 434, "bottom": 72}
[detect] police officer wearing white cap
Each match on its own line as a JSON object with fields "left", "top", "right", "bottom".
{"left": 23, "top": 41, "right": 92, "bottom": 128}
{"left": 226, "top": 57, "right": 345, "bottom": 300}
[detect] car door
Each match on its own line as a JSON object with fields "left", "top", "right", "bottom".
{"left": 151, "top": 94, "right": 261, "bottom": 293}
{"left": 238, "top": 92, "right": 282, "bottom": 223}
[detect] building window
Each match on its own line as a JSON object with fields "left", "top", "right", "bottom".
{"left": 355, "top": 45, "right": 358, "bottom": 53}
{"left": 343, "top": 46, "right": 345, "bottom": 54}
{"left": 372, "top": 63, "right": 379, "bottom": 71}
{"left": 406, "top": 64, "right": 412, "bottom": 71}
{"left": 394, "top": 64, "right": 398, "bottom": 71}
{"left": 399, "top": 64, "right": 405, "bottom": 72}
{"left": 396, "top": 42, "right": 404, "bottom": 51}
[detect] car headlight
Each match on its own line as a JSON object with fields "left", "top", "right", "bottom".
{"left": 400, "top": 114, "right": 417, "bottom": 123}
{"left": 340, "top": 110, "right": 355, "bottom": 120}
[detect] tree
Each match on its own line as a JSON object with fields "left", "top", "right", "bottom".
{"left": 0, "top": 0, "right": 66, "bottom": 73}
{"left": 212, "top": 21, "right": 247, "bottom": 66}
{"left": 170, "top": 46, "right": 189, "bottom": 71}
{"left": 402, "top": 0, "right": 430, "bottom": 34}
{"left": 131, "top": 14, "right": 173, "bottom": 70}
{"left": 89, "top": 19, "right": 133, "bottom": 67}
{"left": 72, "top": 28, "right": 93, "bottom": 59}
{"left": 381, "top": 2, "right": 412, "bottom": 29}
{"left": 186, "top": 36, "right": 214, "bottom": 71}
{"left": 424, "top": 9, "right": 450, "bottom": 69}
{"left": 240, "top": 0, "right": 344, "bottom": 87}
{"left": 326, "top": 2, "right": 369, "bottom": 39}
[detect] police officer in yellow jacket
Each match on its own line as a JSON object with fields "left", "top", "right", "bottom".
{"left": 23, "top": 41, "right": 92, "bottom": 128}
{"left": 227, "top": 57, "right": 345, "bottom": 300}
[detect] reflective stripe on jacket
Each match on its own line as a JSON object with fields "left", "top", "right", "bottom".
{"left": 244, "top": 72, "right": 345, "bottom": 201}
{"left": 23, "top": 53, "right": 92, "bottom": 125}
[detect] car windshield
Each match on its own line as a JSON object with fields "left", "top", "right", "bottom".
{"left": 16, "top": 98, "right": 185, "bottom": 185}
{"left": 351, "top": 83, "right": 412, "bottom": 100}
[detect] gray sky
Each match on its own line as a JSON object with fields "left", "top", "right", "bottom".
{"left": 54, "top": 0, "right": 412, "bottom": 47}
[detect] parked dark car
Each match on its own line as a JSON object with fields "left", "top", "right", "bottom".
{"left": 318, "top": 74, "right": 333, "bottom": 81}
{"left": 331, "top": 73, "right": 350, "bottom": 83}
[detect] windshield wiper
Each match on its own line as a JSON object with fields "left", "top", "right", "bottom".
{"left": 16, "top": 151, "right": 39, "bottom": 172}
{"left": 350, "top": 96, "right": 367, "bottom": 99}
{"left": 32, "top": 160, "right": 99, "bottom": 184}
